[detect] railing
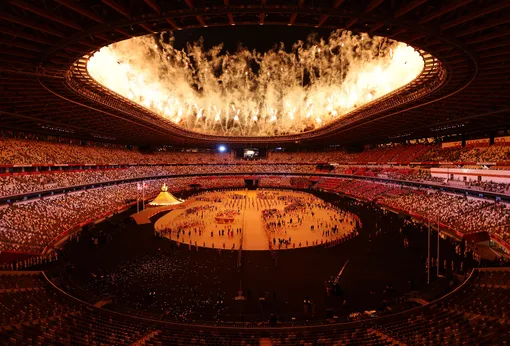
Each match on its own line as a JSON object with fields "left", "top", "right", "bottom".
{"left": 2, "top": 171, "right": 508, "bottom": 205}
{"left": 37, "top": 267, "right": 505, "bottom": 332}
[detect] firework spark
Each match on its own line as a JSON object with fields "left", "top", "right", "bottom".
{"left": 87, "top": 30, "right": 424, "bottom": 137}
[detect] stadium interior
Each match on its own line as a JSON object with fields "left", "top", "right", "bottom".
{"left": 1, "top": 0, "right": 510, "bottom": 345}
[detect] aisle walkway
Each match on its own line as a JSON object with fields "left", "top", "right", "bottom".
{"left": 259, "top": 337, "right": 272, "bottom": 346}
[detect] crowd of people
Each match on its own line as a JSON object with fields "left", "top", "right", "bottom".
{"left": 314, "top": 179, "right": 510, "bottom": 243}
{"left": 2, "top": 163, "right": 510, "bottom": 198}
{"left": 153, "top": 188, "right": 359, "bottom": 252}
{"left": 418, "top": 144, "right": 510, "bottom": 163}
{"left": 0, "top": 172, "right": 509, "bottom": 255}
{"left": 0, "top": 177, "right": 246, "bottom": 254}
{"left": 379, "top": 191, "right": 510, "bottom": 242}
{"left": 0, "top": 136, "right": 234, "bottom": 165}
{"left": 0, "top": 165, "right": 315, "bottom": 197}
{"left": 1, "top": 135, "right": 509, "bottom": 167}
{"left": 257, "top": 191, "right": 359, "bottom": 251}
{"left": 1, "top": 135, "right": 509, "bottom": 199}
{"left": 467, "top": 180, "right": 510, "bottom": 193}
{"left": 0, "top": 134, "right": 509, "bottom": 256}
{"left": 154, "top": 198, "right": 243, "bottom": 251}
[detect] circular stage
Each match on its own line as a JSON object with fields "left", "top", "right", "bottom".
{"left": 154, "top": 189, "right": 358, "bottom": 250}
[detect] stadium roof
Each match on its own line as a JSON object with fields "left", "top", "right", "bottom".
{"left": 0, "top": 0, "right": 509, "bottom": 147}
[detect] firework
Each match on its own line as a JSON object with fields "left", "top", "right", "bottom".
{"left": 88, "top": 30, "right": 424, "bottom": 137}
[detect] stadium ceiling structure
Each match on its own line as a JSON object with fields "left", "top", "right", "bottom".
{"left": 0, "top": 0, "right": 509, "bottom": 147}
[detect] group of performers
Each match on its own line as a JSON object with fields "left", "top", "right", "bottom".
{"left": 259, "top": 190, "right": 360, "bottom": 250}
{"left": 154, "top": 191, "right": 246, "bottom": 250}
{"left": 154, "top": 188, "right": 361, "bottom": 251}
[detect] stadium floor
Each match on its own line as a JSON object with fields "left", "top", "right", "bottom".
{"left": 153, "top": 189, "right": 356, "bottom": 250}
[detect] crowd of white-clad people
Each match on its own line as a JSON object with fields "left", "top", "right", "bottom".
{"left": 313, "top": 179, "right": 510, "bottom": 242}
{"left": 2, "top": 163, "right": 510, "bottom": 198}
{"left": 467, "top": 180, "right": 510, "bottom": 193}
{"left": 0, "top": 164, "right": 315, "bottom": 197}
{"left": 1, "top": 171, "right": 508, "bottom": 256}
{"left": 1, "top": 135, "right": 509, "bottom": 256}
{"left": 379, "top": 191, "right": 510, "bottom": 242}
{"left": 0, "top": 176, "right": 246, "bottom": 254}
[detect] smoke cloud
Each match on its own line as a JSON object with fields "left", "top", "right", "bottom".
{"left": 87, "top": 30, "right": 423, "bottom": 137}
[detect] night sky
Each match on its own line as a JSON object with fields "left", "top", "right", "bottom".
{"left": 170, "top": 25, "right": 337, "bottom": 52}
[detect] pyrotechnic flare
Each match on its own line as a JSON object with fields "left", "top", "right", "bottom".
{"left": 88, "top": 30, "right": 424, "bottom": 137}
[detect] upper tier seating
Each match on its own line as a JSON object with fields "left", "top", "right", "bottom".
{"left": 1, "top": 137, "right": 509, "bottom": 166}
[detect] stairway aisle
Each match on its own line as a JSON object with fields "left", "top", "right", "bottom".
{"left": 259, "top": 337, "right": 273, "bottom": 346}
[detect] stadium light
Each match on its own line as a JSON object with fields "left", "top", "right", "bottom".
{"left": 218, "top": 145, "right": 227, "bottom": 153}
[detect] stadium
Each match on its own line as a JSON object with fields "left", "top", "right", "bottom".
{"left": 0, "top": 0, "right": 509, "bottom": 344}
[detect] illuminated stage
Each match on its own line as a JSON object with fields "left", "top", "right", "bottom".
{"left": 154, "top": 189, "right": 358, "bottom": 250}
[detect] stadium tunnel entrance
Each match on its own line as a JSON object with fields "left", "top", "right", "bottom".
{"left": 244, "top": 178, "right": 258, "bottom": 190}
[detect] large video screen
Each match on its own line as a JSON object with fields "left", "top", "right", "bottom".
{"left": 234, "top": 148, "right": 266, "bottom": 159}
{"left": 243, "top": 148, "right": 259, "bottom": 159}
